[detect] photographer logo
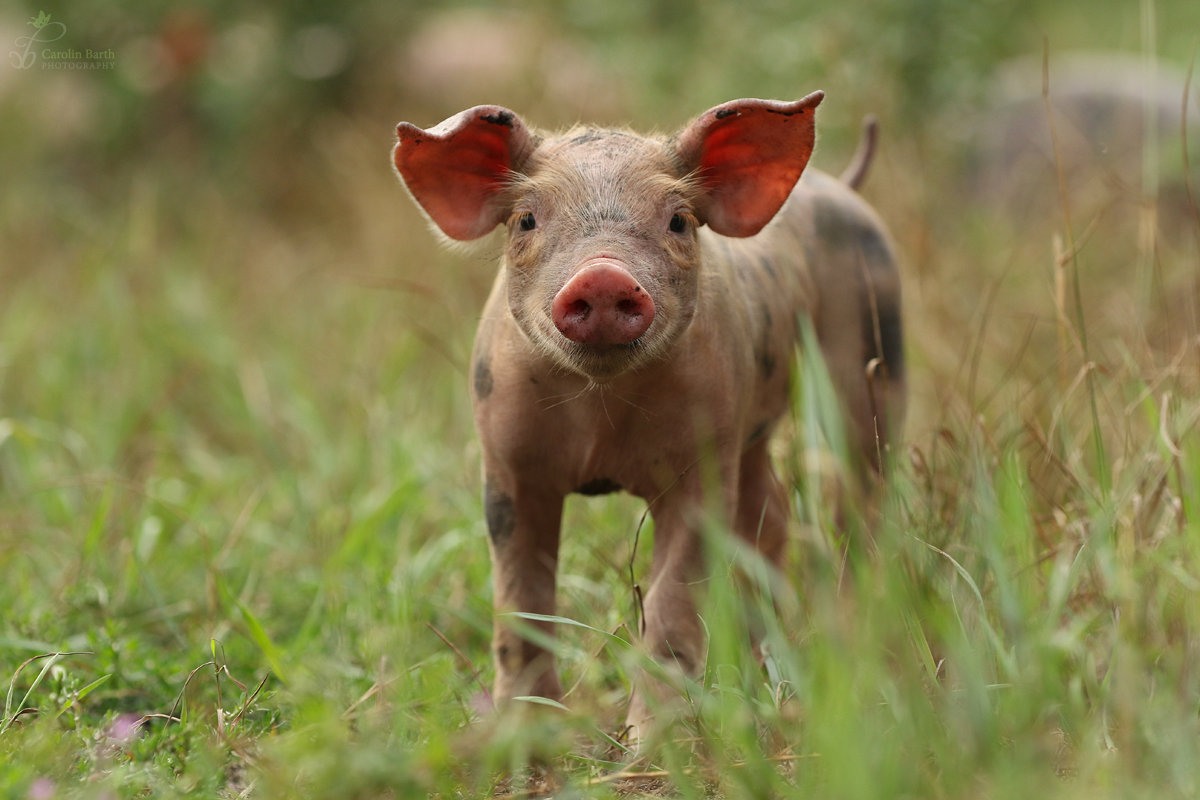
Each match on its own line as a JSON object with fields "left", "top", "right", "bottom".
{"left": 10, "top": 12, "right": 116, "bottom": 70}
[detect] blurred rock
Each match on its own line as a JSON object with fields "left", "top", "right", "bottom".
{"left": 398, "top": 8, "right": 622, "bottom": 119}
{"left": 209, "top": 21, "right": 275, "bottom": 86}
{"left": 288, "top": 24, "right": 352, "bottom": 81}
{"left": 962, "top": 52, "right": 1200, "bottom": 225}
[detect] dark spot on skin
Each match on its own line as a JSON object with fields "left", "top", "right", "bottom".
{"left": 592, "top": 204, "right": 631, "bottom": 224}
{"left": 759, "top": 347, "right": 777, "bottom": 380}
{"left": 715, "top": 108, "right": 738, "bottom": 119}
{"left": 474, "top": 357, "right": 494, "bottom": 399}
{"left": 567, "top": 129, "right": 638, "bottom": 150}
{"left": 810, "top": 197, "right": 904, "bottom": 379}
{"left": 631, "top": 229, "right": 654, "bottom": 243}
{"left": 746, "top": 420, "right": 770, "bottom": 446}
{"left": 758, "top": 256, "right": 777, "bottom": 280}
{"left": 801, "top": 240, "right": 819, "bottom": 274}
{"left": 569, "top": 129, "right": 608, "bottom": 145}
{"left": 861, "top": 296, "right": 905, "bottom": 379}
{"left": 578, "top": 202, "right": 635, "bottom": 238}
{"left": 482, "top": 111, "right": 513, "bottom": 127}
{"left": 757, "top": 303, "right": 776, "bottom": 380}
{"left": 529, "top": 376, "right": 538, "bottom": 384}
{"left": 496, "top": 638, "right": 544, "bottom": 670}
{"left": 575, "top": 478, "right": 622, "bottom": 496}
{"left": 484, "top": 483, "right": 515, "bottom": 546}
{"left": 813, "top": 198, "right": 891, "bottom": 264}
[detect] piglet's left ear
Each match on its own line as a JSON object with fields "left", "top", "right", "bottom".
{"left": 674, "top": 91, "right": 823, "bottom": 238}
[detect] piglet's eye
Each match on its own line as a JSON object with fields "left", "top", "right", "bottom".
{"left": 669, "top": 214, "right": 687, "bottom": 233}
{"left": 518, "top": 213, "right": 536, "bottom": 231}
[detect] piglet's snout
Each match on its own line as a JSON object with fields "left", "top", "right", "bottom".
{"left": 552, "top": 261, "right": 655, "bottom": 345}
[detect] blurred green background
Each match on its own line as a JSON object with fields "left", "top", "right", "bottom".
{"left": 3, "top": 0, "right": 1200, "bottom": 797}
{"left": 3, "top": 0, "right": 1199, "bottom": 438}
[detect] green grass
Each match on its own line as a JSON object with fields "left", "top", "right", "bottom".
{"left": 4, "top": 0, "right": 1200, "bottom": 796}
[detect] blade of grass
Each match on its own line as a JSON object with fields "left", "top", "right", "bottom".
{"left": 216, "top": 578, "right": 290, "bottom": 685}
{"left": 2, "top": 652, "right": 92, "bottom": 735}
{"left": 53, "top": 674, "right": 113, "bottom": 720}
{"left": 1042, "top": 37, "right": 1110, "bottom": 500}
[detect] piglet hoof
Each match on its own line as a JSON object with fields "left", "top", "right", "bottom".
{"left": 621, "top": 675, "right": 693, "bottom": 756}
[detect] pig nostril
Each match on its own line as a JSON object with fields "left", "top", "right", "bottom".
{"left": 553, "top": 261, "right": 655, "bottom": 344}
{"left": 616, "top": 299, "right": 642, "bottom": 317}
{"left": 565, "top": 299, "right": 591, "bottom": 319}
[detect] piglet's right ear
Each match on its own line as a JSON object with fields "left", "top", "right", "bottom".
{"left": 393, "top": 106, "right": 537, "bottom": 241}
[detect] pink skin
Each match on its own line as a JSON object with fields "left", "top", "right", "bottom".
{"left": 552, "top": 259, "right": 655, "bottom": 345}
{"left": 393, "top": 95, "right": 906, "bottom": 742}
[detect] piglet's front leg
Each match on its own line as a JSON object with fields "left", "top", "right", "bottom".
{"left": 484, "top": 478, "right": 565, "bottom": 705}
{"left": 625, "top": 470, "right": 726, "bottom": 737}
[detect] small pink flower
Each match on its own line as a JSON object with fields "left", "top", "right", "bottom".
{"left": 107, "top": 714, "right": 140, "bottom": 744}
{"left": 27, "top": 777, "right": 55, "bottom": 800}
{"left": 469, "top": 690, "right": 494, "bottom": 716}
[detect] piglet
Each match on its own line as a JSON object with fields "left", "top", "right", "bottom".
{"left": 393, "top": 93, "right": 905, "bottom": 737}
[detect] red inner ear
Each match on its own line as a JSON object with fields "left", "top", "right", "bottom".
{"left": 394, "top": 107, "right": 532, "bottom": 241}
{"left": 680, "top": 93, "right": 823, "bottom": 238}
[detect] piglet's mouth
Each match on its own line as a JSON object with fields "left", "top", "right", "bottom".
{"left": 551, "top": 259, "right": 655, "bottom": 346}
